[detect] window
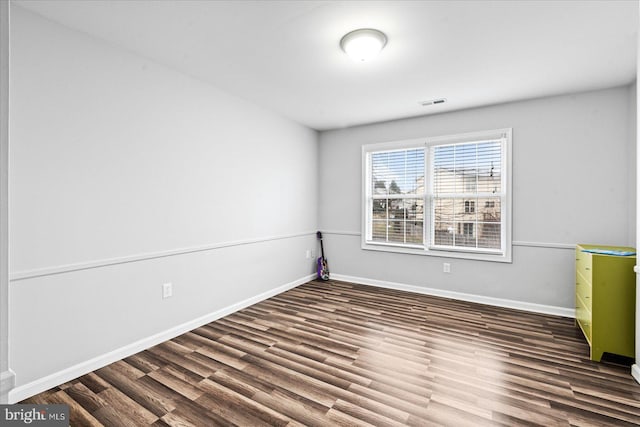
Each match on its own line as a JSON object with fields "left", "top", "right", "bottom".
{"left": 464, "top": 200, "right": 475, "bottom": 213}
{"left": 363, "top": 128, "right": 512, "bottom": 262}
{"left": 368, "top": 148, "right": 424, "bottom": 245}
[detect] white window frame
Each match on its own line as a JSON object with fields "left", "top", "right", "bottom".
{"left": 362, "top": 128, "right": 512, "bottom": 263}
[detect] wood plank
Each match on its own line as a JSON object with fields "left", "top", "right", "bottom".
{"left": 64, "top": 382, "right": 108, "bottom": 414}
{"left": 196, "top": 379, "right": 292, "bottom": 426}
{"left": 95, "top": 364, "right": 176, "bottom": 416}
{"left": 98, "top": 386, "right": 159, "bottom": 425}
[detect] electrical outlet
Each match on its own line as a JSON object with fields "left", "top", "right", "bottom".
{"left": 306, "top": 249, "right": 311, "bottom": 259}
{"left": 443, "top": 263, "right": 451, "bottom": 273}
{"left": 162, "top": 282, "right": 173, "bottom": 299}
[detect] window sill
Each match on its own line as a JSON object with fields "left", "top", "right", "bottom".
{"left": 362, "top": 241, "right": 512, "bottom": 263}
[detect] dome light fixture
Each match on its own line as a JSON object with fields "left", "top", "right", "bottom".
{"left": 340, "top": 28, "right": 387, "bottom": 62}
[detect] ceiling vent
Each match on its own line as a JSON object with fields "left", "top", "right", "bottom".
{"left": 420, "top": 98, "right": 446, "bottom": 106}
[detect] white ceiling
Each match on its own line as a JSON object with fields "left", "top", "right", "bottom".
{"left": 15, "top": 0, "right": 639, "bottom": 131}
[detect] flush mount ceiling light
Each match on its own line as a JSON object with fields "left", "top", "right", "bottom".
{"left": 340, "top": 28, "right": 387, "bottom": 62}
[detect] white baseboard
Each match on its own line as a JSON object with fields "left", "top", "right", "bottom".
{"left": 632, "top": 364, "right": 640, "bottom": 385}
{"left": 8, "top": 273, "right": 314, "bottom": 404}
{"left": 331, "top": 274, "right": 575, "bottom": 318}
{"left": 0, "top": 370, "right": 15, "bottom": 404}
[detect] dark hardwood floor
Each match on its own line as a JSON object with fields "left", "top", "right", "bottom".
{"left": 23, "top": 280, "right": 640, "bottom": 426}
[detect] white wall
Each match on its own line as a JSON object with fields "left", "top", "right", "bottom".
{"left": 0, "top": 0, "right": 12, "bottom": 404}
{"left": 319, "top": 86, "right": 635, "bottom": 311}
{"left": 8, "top": 6, "right": 318, "bottom": 400}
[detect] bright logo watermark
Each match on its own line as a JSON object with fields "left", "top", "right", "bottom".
{"left": 0, "top": 405, "right": 68, "bottom": 426}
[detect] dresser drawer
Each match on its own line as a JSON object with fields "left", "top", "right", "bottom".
{"left": 575, "top": 250, "right": 592, "bottom": 283}
{"left": 575, "top": 274, "right": 592, "bottom": 311}
{"left": 576, "top": 295, "right": 592, "bottom": 345}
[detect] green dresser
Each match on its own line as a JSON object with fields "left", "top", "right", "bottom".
{"left": 575, "top": 244, "right": 636, "bottom": 361}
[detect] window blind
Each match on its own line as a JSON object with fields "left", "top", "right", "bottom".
{"left": 430, "top": 139, "right": 504, "bottom": 251}
{"left": 369, "top": 148, "right": 425, "bottom": 245}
